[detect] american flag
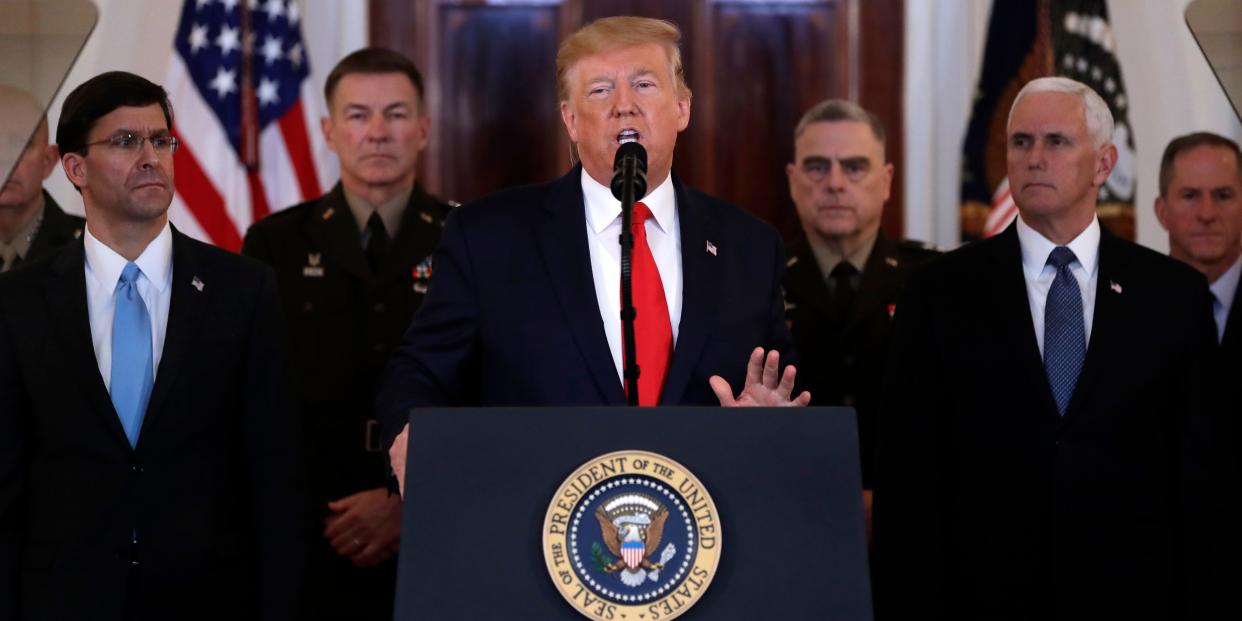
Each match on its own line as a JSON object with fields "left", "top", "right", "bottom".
{"left": 166, "top": 0, "right": 329, "bottom": 251}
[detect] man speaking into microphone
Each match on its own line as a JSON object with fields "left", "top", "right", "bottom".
{"left": 377, "top": 16, "right": 807, "bottom": 485}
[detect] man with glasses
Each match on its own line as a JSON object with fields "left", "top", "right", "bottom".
{"left": 0, "top": 85, "right": 84, "bottom": 272}
{"left": 0, "top": 71, "right": 306, "bottom": 620}
{"left": 782, "top": 99, "right": 938, "bottom": 538}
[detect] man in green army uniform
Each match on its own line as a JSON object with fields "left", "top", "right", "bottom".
{"left": 242, "top": 48, "right": 452, "bottom": 620}
{"left": 782, "top": 99, "right": 939, "bottom": 534}
{"left": 1, "top": 87, "right": 84, "bottom": 272}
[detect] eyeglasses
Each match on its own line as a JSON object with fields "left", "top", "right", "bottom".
{"left": 82, "top": 132, "right": 179, "bottom": 154}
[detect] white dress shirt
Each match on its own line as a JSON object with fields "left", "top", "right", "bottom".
{"left": 84, "top": 222, "right": 174, "bottom": 391}
{"left": 582, "top": 169, "right": 683, "bottom": 384}
{"left": 1016, "top": 215, "right": 1100, "bottom": 357}
{"left": 1209, "top": 254, "right": 1242, "bottom": 342}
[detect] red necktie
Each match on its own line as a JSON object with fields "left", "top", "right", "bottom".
{"left": 625, "top": 201, "right": 672, "bottom": 406}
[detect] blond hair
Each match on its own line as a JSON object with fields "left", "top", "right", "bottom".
{"left": 556, "top": 16, "right": 692, "bottom": 102}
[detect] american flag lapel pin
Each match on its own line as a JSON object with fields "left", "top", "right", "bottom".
{"left": 1110, "top": 280, "right": 1122, "bottom": 294}
{"left": 191, "top": 276, "right": 205, "bottom": 292}
{"left": 705, "top": 240, "right": 717, "bottom": 256}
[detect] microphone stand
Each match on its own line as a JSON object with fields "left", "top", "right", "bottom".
{"left": 617, "top": 154, "right": 640, "bottom": 407}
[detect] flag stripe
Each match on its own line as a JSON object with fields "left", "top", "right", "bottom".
{"left": 173, "top": 134, "right": 244, "bottom": 251}
{"left": 277, "top": 99, "right": 323, "bottom": 200}
{"left": 247, "top": 170, "right": 272, "bottom": 223}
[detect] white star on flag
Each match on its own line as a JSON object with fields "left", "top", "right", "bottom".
{"left": 209, "top": 67, "right": 237, "bottom": 99}
{"left": 287, "top": 1, "right": 299, "bottom": 24}
{"left": 257, "top": 77, "right": 280, "bottom": 106}
{"left": 216, "top": 24, "right": 240, "bottom": 56}
{"left": 264, "top": 0, "right": 284, "bottom": 20}
{"left": 260, "top": 35, "right": 283, "bottom": 64}
{"left": 188, "top": 23, "right": 209, "bottom": 53}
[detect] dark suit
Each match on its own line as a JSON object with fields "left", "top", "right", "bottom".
{"left": 0, "top": 229, "right": 307, "bottom": 621}
{"left": 1218, "top": 272, "right": 1242, "bottom": 613}
{"left": 874, "top": 223, "right": 1222, "bottom": 619}
{"left": 242, "top": 182, "right": 450, "bottom": 620}
{"left": 783, "top": 231, "right": 939, "bottom": 487}
{"left": 1221, "top": 280, "right": 1242, "bottom": 364}
{"left": 376, "top": 166, "right": 793, "bottom": 447}
{"left": 24, "top": 192, "right": 84, "bottom": 266}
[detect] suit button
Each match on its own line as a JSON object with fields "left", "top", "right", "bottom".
{"left": 842, "top": 355, "right": 855, "bottom": 367}
{"left": 842, "top": 395, "right": 855, "bottom": 407}
{"left": 130, "top": 463, "right": 143, "bottom": 474}
{"left": 373, "top": 302, "right": 387, "bottom": 314}
{"left": 373, "top": 343, "right": 389, "bottom": 354}
{"left": 303, "top": 301, "right": 314, "bottom": 312}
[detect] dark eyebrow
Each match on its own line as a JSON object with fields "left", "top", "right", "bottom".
{"left": 840, "top": 156, "right": 871, "bottom": 169}
{"left": 801, "top": 156, "right": 831, "bottom": 166}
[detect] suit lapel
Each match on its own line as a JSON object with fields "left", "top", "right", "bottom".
{"left": 660, "top": 176, "right": 719, "bottom": 405}
{"left": 378, "top": 184, "right": 441, "bottom": 283}
{"left": 784, "top": 237, "right": 833, "bottom": 319}
{"left": 305, "top": 184, "right": 369, "bottom": 281}
{"left": 1221, "top": 278, "right": 1242, "bottom": 353}
{"left": 847, "top": 231, "right": 901, "bottom": 329}
{"left": 534, "top": 167, "right": 626, "bottom": 405}
{"left": 990, "top": 224, "right": 1061, "bottom": 418}
{"left": 43, "top": 240, "right": 131, "bottom": 447}
{"left": 141, "top": 229, "right": 208, "bottom": 442}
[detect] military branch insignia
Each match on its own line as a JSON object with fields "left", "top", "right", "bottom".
{"left": 543, "top": 450, "right": 720, "bottom": 620}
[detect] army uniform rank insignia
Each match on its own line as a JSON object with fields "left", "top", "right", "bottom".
{"left": 544, "top": 450, "right": 721, "bottom": 620}
{"left": 303, "top": 252, "right": 325, "bottom": 278}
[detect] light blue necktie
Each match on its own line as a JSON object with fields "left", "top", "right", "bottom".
{"left": 1043, "top": 247, "right": 1085, "bottom": 416}
{"left": 111, "top": 262, "right": 154, "bottom": 447}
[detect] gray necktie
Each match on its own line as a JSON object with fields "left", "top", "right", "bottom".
{"left": 1043, "top": 246, "right": 1085, "bottom": 416}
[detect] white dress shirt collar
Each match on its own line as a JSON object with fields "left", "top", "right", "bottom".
{"left": 1015, "top": 215, "right": 1101, "bottom": 357}
{"left": 582, "top": 169, "right": 676, "bottom": 236}
{"left": 1016, "top": 215, "right": 1100, "bottom": 278}
{"left": 84, "top": 221, "right": 174, "bottom": 293}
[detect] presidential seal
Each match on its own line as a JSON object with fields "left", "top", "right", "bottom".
{"left": 543, "top": 450, "right": 721, "bottom": 620}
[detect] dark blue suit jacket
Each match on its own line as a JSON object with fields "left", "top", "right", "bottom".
{"left": 0, "top": 230, "right": 308, "bottom": 621}
{"left": 377, "top": 166, "right": 793, "bottom": 447}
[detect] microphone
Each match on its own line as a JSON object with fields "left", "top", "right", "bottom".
{"left": 611, "top": 141, "right": 648, "bottom": 203}
{"left": 611, "top": 140, "right": 646, "bottom": 406}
